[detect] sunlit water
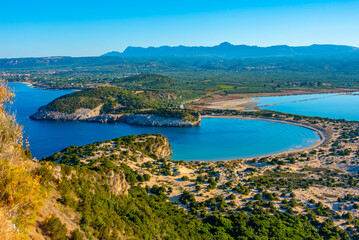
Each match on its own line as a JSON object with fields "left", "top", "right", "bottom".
{"left": 255, "top": 92, "right": 359, "bottom": 121}
{"left": 8, "top": 82, "right": 320, "bottom": 161}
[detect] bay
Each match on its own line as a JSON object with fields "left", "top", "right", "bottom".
{"left": 8, "top": 82, "right": 320, "bottom": 161}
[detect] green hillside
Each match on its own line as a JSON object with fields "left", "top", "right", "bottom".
{"left": 117, "top": 73, "right": 176, "bottom": 89}
{"left": 45, "top": 85, "right": 199, "bottom": 121}
{"left": 38, "top": 134, "right": 326, "bottom": 240}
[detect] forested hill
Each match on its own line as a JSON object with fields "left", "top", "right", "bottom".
{"left": 47, "top": 85, "right": 186, "bottom": 111}
{"left": 44, "top": 86, "right": 181, "bottom": 114}
{"left": 32, "top": 85, "right": 201, "bottom": 124}
{"left": 103, "top": 42, "right": 359, "bottom": 58}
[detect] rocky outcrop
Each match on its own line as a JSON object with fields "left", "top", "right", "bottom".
{"left": 120, "top": 114, "right": 200, "bottom": 127}
{"left": 86, "top": 114, "right": 123, "bottom": 123}
{"left": 30, "top": 105, "right": 102, "bottom": 121}
{"left": 144, "top": 135, "right": 173, "bottom": 159}
{"left": 108, "top": 170, "right": 130, "bottom": 195}
{"left": 30, "top": 108, "right": 201, "bottom": 127}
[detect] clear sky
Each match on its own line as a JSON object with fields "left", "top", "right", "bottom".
{"left": 1, "top": 0, "right": 359, "bottom": 58}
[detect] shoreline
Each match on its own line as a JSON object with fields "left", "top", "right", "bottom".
{"left": 201, "top": 115, "right": 328, "bottom": 162}
{"left": 201, "top": 88, "right": 359, "bottom": 100}
{"left": 22, "top": 81, "right": 34, "bottom": 88}
{"left": 10, "top": 81, "right": 79, "bottom": 91}
{"left": 197, "top": 89, "right": 359, "bottom": 111}
{"left": 11, "top": 81, "right": 331, "bottom": 162}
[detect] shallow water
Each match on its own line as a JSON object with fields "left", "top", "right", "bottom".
{"left": 255, "top": 92, "right": 359, "bottom": 121}
{"left": 8, "top": 82, "right": 320, "bottom": 161}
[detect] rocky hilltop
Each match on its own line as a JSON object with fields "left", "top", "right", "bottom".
{"left": 43, "top": 133, "right": 173, "bottom": 164}
{"left": 30, "top": 106, "right": 201, "bottom": 127}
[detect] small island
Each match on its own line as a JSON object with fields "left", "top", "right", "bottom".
{"left": 30, "top": 85, "right": 201, "bottom": 127}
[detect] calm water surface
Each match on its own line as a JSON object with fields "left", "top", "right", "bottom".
{"left": 8, "top": 82, "right": 320, "bottom": 161}
{"left": 255, "top": 92, "right": 359, "bottom": 121}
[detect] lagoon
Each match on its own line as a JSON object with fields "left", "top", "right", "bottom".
{"left": 255, "top": 92, "right": 359, "bottom": 121}
{"left": 8, "top": 82, "right": 320, "bottom": 161}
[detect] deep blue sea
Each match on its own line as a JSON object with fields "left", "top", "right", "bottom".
{"left": 8, "top": 82, "right": 320, "bottom": 161}
{"left": 256, "top": 92, "right": 359, "bottom": 121}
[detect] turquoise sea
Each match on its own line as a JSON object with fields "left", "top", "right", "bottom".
{"left": 256, "top": 92, "right": 359, "bottom": 121}
{"left": 8, "top": 82, "right": 320, "bottom": 161}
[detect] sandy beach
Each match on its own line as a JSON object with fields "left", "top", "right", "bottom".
{"left": 205, "top": 98, "right": 260, "bottom": 110}
{"left": 195, "top": 88, "right": 358, "bottom": 111}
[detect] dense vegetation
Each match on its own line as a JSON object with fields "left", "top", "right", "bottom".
{"left": 45, "top": 85, "right": 200, "bottom": 121}
{"left": 38, "top": 134, "right": 339, "bottom": 240}
{"left": 37, "top": 162, "right": 326, "bottom": 239}
{"left": 47, "top": 86, "right": 156, "bottom": 114}
{"left": 0, "top": 84, "right": 45, "bottom": 239}
{"left": 37, "top": 162, "right": 207, "bottom": 239}
{"left": 137, "top": 108, "right": 200, "bottom": 122}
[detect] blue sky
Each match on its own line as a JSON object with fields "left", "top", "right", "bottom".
{"left": 1, "top": 0, "right": 359, "bottom": 58}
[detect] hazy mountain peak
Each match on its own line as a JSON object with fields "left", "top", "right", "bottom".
{"left": 218, "top": 42, "right": 233, "bottom": 47}
{"left": 101, "top": 43, "right": 358, "bottom": 58}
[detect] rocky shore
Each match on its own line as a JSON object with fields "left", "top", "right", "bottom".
{"left": 30, "top": 107, "right": 201, "bottom": 127}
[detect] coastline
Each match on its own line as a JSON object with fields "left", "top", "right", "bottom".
{"left": 10, "top": 81, "right": 331, "bottom": 161}
{"left": 200, "top": 88, "right": 359, "bottom": 101}
{"left": 201, "top": 115, "right": 328, "bottom": 161}
{"left": 10, "top": 80, "right": 359, "bottom": 97}
{"left": 30, "top": 106, "right": 201, "bottom": 128}
{"left": 196, "top": 89, "right": 359, "bottom": 111}
{"left": 22, "top": 81, "right": 34, "bottom": 88}
{"left": 11, "top": 81, "right": 80, "bottom": 91}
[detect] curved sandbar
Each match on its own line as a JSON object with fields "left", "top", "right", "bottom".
{"left": 201, "top": 115, "right": 328, "bottom": 160}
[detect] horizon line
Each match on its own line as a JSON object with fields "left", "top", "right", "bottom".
{"left": 1, "top": 42, "right": 358, "bottom": 60}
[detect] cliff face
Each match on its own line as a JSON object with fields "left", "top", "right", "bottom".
{"left": 143, "top": 135, "right": 173, "bottom": 159}
{"left": 121, "top": 114, "right": 200, "bottom": 127}
{"left": 31, "top": 105, "right": 102, "bottom": 121}
{"left": 108, "top": 170, "right": 130, "bottom": 195}
{"left": 30, "top": 107, "right": 201, "bottom": 127}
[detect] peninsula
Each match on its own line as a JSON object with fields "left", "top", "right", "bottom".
{"left": 30, "top": 85, "right": 201, "bottom": 127}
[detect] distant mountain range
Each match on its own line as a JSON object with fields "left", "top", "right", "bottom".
{"left": 102, "top": 42, "right": 359, "bottom": 58}
{"left": 1, "top": 43, "right": 358, "bottom": 69}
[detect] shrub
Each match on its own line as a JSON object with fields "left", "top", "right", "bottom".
{"left": 182, "top": 176, "right": 190, "bottom": 181}
{"left": 70, "top": 229, "right": 84, "bottom": 240}
{"left": 41, "top": 215, "right": 67, "bottom": 240}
